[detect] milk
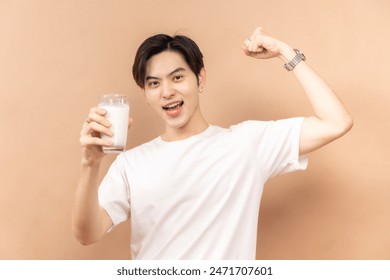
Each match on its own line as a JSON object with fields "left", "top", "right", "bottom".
{"left": 98, "top": 103, "right": 129, "bottom": 153}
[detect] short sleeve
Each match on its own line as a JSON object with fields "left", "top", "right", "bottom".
{"left": 239, "top": 117, "right": 308, "bottom": 179}
{"left": 98, "top": 154, "right": 131, "bottom": 229}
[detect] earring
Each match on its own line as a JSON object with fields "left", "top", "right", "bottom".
{"left": 199, "top": 87, "right": 204, "bottom": 93}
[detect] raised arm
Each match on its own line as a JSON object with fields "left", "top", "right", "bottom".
{"left": 72, "top": 107, "right": 129, "bottom": 245}
{"left": 242, "top": 27, "right": 353, "bottom": 155}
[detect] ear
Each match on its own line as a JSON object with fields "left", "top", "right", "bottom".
{"left": 198, "top": 68, "right": 206, "bottom": 89}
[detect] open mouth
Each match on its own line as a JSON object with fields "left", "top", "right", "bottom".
{"left": 162, "top": 101, "right": 184, "bottom": 111}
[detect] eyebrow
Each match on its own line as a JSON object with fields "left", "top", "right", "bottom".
{"left": 145, "top": 67, "right": 186, "bottom": 81}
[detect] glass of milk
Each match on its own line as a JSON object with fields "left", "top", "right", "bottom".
{"left": 98, "top": 94, "right": 129, "bottom": 153}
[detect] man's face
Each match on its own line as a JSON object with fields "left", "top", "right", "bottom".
{"left": 143, "top": 50, "right": 205, "bottom": 132}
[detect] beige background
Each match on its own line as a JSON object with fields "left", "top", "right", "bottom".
{"left": 0, "top": 0, "right": 389, "bottom": 259}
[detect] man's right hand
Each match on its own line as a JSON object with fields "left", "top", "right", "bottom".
{"left": 79, "top": 107, "right": 134, "bottom": 166}
{"left": 79, "top": 107, "right": 114, "bottom": 166}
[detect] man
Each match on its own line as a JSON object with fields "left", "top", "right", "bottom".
{"left": 73, "top": 27, "right": 353, "bottom": 259}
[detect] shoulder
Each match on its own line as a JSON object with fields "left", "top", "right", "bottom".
{"left": 227, "top": 118, "right": 304, "bottom": 143}
{"left": 116, "top": 137, "right": 161, "bottom": 164}
{"left": 228, "top": 120, "right": 273, "bottom": 137}
{"left": 231, "top": 118, "right": 303, "bottom": 131}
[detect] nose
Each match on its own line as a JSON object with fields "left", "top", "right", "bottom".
{"left": 162, "top": 82, "right": 175, "bottom": 99}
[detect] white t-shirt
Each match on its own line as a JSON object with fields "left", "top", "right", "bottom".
{"left": 98, "top": 117, "right": 308, "bottom": 259}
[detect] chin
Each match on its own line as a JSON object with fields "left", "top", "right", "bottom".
{"left": 164, "top": 117, "right": 189, "bottom": 129}
{"left": 166, "top": 121, "right": 188, "bottom": 130}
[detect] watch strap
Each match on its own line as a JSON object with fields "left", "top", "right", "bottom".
{"left": 284, "top": 49, "right": 306, "bottom": 71}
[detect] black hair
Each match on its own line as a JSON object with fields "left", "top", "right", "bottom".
{"left": 132, "top": 34, "right": 204, "bottom": 88}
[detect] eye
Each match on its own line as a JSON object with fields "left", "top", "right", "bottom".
{"left": 173, "top": 75, "right": 184, "bottom": 82}
{"left": 147, "top": 80, "right": 160, "bottom": 88}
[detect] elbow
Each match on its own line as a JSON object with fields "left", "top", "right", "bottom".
{"left": 341, "top": 114, "right": 354, "bottom": 135}
{"left": 72, "top": 224, "right": 99, "bottom": 246}
{"left": 347, "top": 116, "right": 354, "bottom": 132}
{"left": 75, "top": 232, "right": 95, "bottom": 246}
{"left": 74, "top": 231, "right": 99, "bottom": 246}
{"left": 78, "top": 239, "right": 96, "bottom": 246}
{"left": 333, "top": 114, "right": 354, "bottom": 139}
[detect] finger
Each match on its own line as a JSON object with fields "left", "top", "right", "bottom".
{"left": 241, "top": 45, "right": 252, "bottom": 57}
{"left": 249, "top": 27, "right": 261, "bottom": 41}
{"left": 87, "top": 110, "right": 111, "bottom": 128}
{"left": 249, "top": 32, "right": 264, "bottom": 53}
{"left": 80, "top": 134, "right": 113, "bottom": 147}
{"left": 80, "top": 120, "right": 113, "bottom": 139}
{"left": 243, "top": 27, "right": 261, "bottom": 54}
{"left": 247, "top": 36, "right": 255, "bottom": 53}
{"left": 80, "top": 121, "right": 90, "bottom": 135}
{"left": 86, "top": 107, "right": 107, "bottom": 122}
{"left": 244, "top": 37, "right": 251, "bottom": 48}
{"left": 86, "top": 121, "right": 114, "bottom": 137}
{"left": 90, "top": 107, "right": 107, "bottom": 116}
{"left": 247, "top": 27, "right": 262, "bottom": 50}
{"left": 86, "top": 107, "right": 106, "bottom": 122}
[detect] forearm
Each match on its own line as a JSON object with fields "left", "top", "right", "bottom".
{"left": 72, "top": 163, "right": 107, "bottom": 245}
{"left": 279, "top": 44, "right": 353, "bottom": 132}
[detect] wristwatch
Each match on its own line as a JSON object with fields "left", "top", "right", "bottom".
{"left": 283, "top": 49, "right": 306, "bottom": 71}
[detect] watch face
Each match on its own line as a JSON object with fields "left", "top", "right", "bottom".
{"left": 295, "top": 49, "right": 305, "bottom": 60}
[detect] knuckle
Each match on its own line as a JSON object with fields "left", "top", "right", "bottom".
{"left": 92, "top": 138, "right": 101, "bottom": 145}
{"left": 79, "top": 136, "right": 88, "bottom": 146}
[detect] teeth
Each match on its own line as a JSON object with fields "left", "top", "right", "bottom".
{"left": 167, "top": 102, "right": 180, "bottom": 108}
{"left": 163, "top": 101, "right": 183, "bottom": 110}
